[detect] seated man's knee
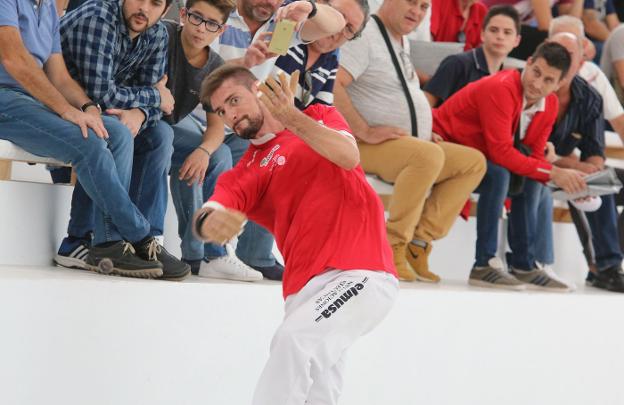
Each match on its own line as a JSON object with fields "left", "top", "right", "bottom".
{"left": 146, "top": 121, "right": 175, "bottom": 153}
{"left": 484, "top": 161, "right": 510, "bottom": 184}
{"left": 102, "top": 116, "right": 134, "bottom": 150}
{"left": 409, "top": 141, "right": 445, "bottom": 172}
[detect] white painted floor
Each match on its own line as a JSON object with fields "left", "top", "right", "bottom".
{"left": 1, "top": 265, "right": 623, "bottom": 405}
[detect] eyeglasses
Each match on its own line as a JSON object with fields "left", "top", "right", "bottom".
{"left": 342, "top": 24, "right": 361, "bottom": 40}
{"left": 185, "top": 10, "right": 223, "bottom": 33}
{"left": 326, "top": 1, "right": 361, "bottom": 40}
{"left": 399, "top": 50, "right": 416, "bottom": 81}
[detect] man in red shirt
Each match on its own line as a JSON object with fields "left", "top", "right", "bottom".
{"left": 433, "top": 42, "right": 587, "bottom": 290}
{"left": 193, "top": 65, "right": 398, "bottom": 405}
{"left": 431, "top": 0, "right": 488, "bottom": 50}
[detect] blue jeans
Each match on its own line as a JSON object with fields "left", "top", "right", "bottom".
{"left": 224, "top": 132, "right": 277, "bottom": 267}
{"left": 0, "top": 87, "right": 149, "bottom": 244}
{"left": 506, "top": 179, "right": 544, "bottom": 270}
{"left": 169, "top": 116, "right": 232, "bottom": 261}
{"left": 583, "top": 194, "right": 623, "bottom": 270}
{"left": 534, "top": 184, "right": 555, "bottom": 265}
{"left": 66, "top": 119, "right": 174, "bottom": 239}
{"left": 474, "top": 161, "right": 510, "bottom": 267}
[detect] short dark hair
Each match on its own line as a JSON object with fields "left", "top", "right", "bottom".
{"left": 200, "top": 65, "right": 258, "bottom": 110}
{"left": 185, "top": 0, "right": 236, "bottom": 23}
{"left": 482, "top": 5, "right": 521, "bottom": 35}
{"left": 531, "top": 41, "right": 572, "bottom": 79}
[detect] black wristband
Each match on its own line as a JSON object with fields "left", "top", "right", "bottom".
{"left": 195, "top": 210, "right": 210, "bottom": 239}
{"left": 81, "top": 101, "right": 101, "bottom": 113}
{"left": 307, "top": 0, "right": 317, "bottom": 18}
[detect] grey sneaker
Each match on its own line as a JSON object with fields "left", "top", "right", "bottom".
{"left": 510, "top": 265, "right": 573, "bottom": 292}
{"left": 469, "top": 258, "right": 526, "bottom": 291}
{"left": 86, "top": 241, "right": 163, "bottom": 279}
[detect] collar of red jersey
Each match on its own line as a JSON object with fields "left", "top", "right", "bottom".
{"left": 250, "top": 133, "right": 276, "bottom": 146}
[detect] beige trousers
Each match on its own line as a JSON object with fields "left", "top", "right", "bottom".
{"left": 359, "top": 138, "right": 486, "bottom": 246}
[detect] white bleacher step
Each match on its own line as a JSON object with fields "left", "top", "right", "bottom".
{"left": 0, "top": 139, "right": 66, "bottom": 165}
{"left": 1, "top": 264, "right": 623, "bottom": 405}
{"left": 365, "top": 174, "right": 394, "bottom": 195}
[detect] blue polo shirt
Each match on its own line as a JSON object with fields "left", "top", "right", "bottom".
{"left": 0, "top": 0, "right": 61, "bottom": 89}
{"left": 550, "top": 76, "right": 605, "bottom": 160}
{"left": 424, "top": 47, "right": 499, "bottom": 107}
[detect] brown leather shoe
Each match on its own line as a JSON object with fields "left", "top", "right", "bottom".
{"left": 405, "top": 242, "right": 440, "bottom": 283}
{"left": 391, "top": 243, "right": 417, "bottom": 281}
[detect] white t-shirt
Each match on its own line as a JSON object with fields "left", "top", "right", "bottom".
{"left": 600, "top": 23, "right": 624, "bottom": 81}
{"left": 579, "top": 61, "right": 624, "bottom": 121}
{"left": 520, "top": 96, "right": 546, "bottom": 140}
{"left": 339, "top": 20, "right": 433, "bottom": 140}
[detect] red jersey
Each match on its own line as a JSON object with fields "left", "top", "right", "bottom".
{"left": 431, "top": 0, "right": 488, "bottom": 51}
{"left": 432, "top": 69, "right": 556, "bottom": 182}
{"left": 209, "top": 104, "right": 397, "bottom": 298}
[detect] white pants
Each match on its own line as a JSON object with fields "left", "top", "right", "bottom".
{"left": 252, "top": 269, "right": 399, "bottom": 405}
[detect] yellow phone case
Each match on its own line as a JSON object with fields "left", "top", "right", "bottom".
{"left": 268, "top": 19, "right": 296, "bottom": 56}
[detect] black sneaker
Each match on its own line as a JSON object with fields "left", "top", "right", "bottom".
{"left": 86, "top": 241, "right": 163, "bottom": 278}
{"left": 55, "top": 236, "right": 91, "bottom": 270}
{"left": 251, "top": 262, "right": 284, "bottom": 281}
{"left": 133, "top": 237, "right": 191, "bottom": 281}
{"left": 590, "top": 265, "right": 624, "bottom": 292}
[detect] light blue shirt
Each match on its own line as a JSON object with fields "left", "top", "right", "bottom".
{"left": 0, "top": 0, "right": 61, "bottom": 89}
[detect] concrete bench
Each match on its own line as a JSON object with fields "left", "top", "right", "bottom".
{"left": 0, "top": 139, "right": 69, "bottom": 181}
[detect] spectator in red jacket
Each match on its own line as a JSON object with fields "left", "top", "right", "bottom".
{"left": 431, "top": 0, "right": 488, "bottom": 50}
{"left": 433, "top": 42, "right": 587, "bottom": 290}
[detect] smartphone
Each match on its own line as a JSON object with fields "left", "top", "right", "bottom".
{"left": 268, "top": 19, "right": 296, "bottom": 56}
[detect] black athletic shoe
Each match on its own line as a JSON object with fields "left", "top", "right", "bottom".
{"left": 133, "top": 237, "right": 191, "bottom": 281}
{"left": 590, "top": 265, "right": 624, "bottom": 292}
{"left": 251, "top": 262, "right": 284, "bottom": 281}
{"left": 86, "top": 241, "right": 163, "bottom": 278}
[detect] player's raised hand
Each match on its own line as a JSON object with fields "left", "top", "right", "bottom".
{"left": 258, "top": 71, "right": 300, "bottom": 123}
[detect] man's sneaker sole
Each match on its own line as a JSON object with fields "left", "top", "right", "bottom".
{"left": 54, "top": 255, "right": 88, "bottom": 270}
{"left": 523, "top": 283, "right": 572, "bottom": 292}
{"left": 86, "top": 259, "right": 163, "bottom": 279}
{"left": 468, "top": 279, "right": 526, "bottom": 291}
{"left": 159, "top": 267, "right": 191, "bottom": 282}
{"left": 198, "top": 268, "right": 263, "bottom": 282}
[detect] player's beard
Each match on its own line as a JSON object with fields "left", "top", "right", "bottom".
{"left": 234, "top": 113, "right": 265, "bottom": 140}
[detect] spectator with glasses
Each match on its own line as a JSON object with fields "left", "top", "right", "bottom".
{"left": 160, "top": 0, "right": 264, "bottom": 279}
{"left": 272, "top": 0, "right": 369, "bottom": 110}
{"left": 334, "top": 0, "right": 487, "bottom": 283}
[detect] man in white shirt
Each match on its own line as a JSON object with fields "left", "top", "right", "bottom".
{"left": 333, "top": 0, "right": 486, "bottom": 283}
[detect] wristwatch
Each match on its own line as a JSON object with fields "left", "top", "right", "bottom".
{"left": 306, "top": 0, "right": 317, "bottom": 18}
{"left": 80, "top": 101, "right": 101, "bottom": 113}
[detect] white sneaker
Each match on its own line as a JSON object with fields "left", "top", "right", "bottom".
{"left": 198, "top": 245, "right": 264, "bottom": 282}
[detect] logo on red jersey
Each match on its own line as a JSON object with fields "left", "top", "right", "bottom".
{"left": 260, "top": 145, "right": 280, "bottom": 167}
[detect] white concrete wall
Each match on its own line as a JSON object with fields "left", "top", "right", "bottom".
{"left": 0, "top": 267, "right": 623, "bottom": 405}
